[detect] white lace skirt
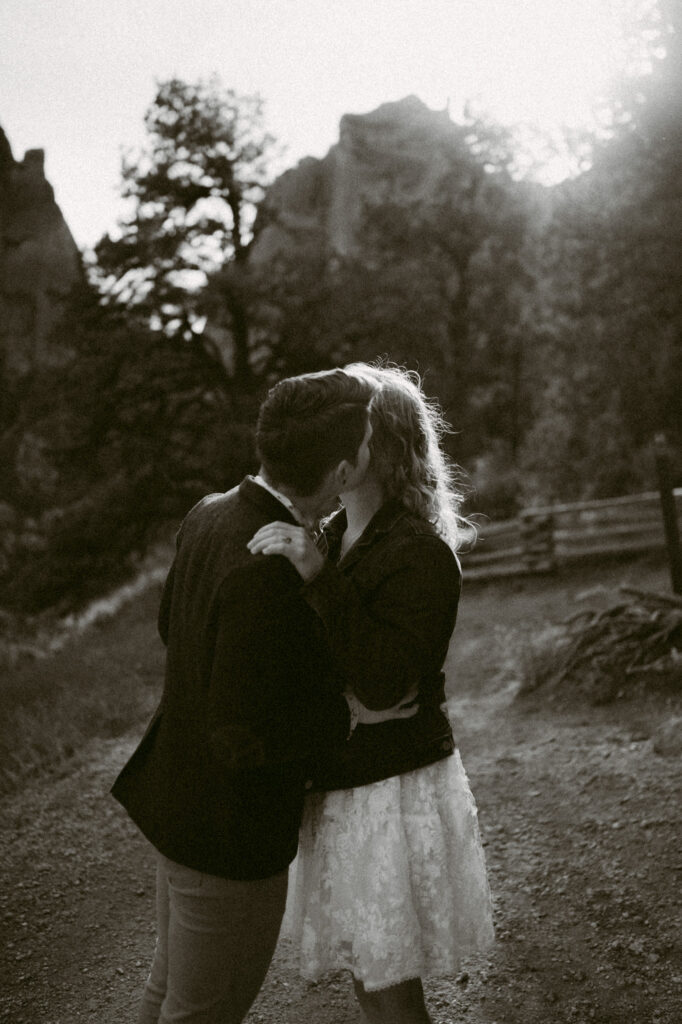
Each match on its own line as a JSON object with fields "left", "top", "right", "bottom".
{"left": 281, "top": 750, "right": 495, "bottom": 991}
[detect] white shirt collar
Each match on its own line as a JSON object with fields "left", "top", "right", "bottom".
{"left": 253, "top": 474, "right": 307, "bottom": 525}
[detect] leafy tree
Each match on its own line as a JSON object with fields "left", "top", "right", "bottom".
{"left": 94, "top": 75, "right": 276, "bottom": 387}
{"left": 249, "top": 121, "right": 536, "bottom": 516}
{"left": 345, "top": 159, "right": 533, "bottom": 477}
{"left": 0, "top": 281, "right": 256, "bottom": 612}
{"left": 498, "top": 0, "right": 682, "bottom": 507}
{"left": 1, "top": 76, "right": 281, "bottom": 611}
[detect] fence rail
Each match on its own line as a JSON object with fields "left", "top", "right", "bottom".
{"left": 461, "top": 489, "right": 682, "bottom": 580}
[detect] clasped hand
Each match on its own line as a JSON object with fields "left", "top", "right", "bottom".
{"left": 347, "top": 685, "right": 420, "bottom": 726}
{"left": 247, "top": 521, "right": 324, "bottom": 582}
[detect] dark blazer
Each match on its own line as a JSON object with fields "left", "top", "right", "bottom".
{"left": 111, "top": 477, "right": 350, "bottom": 881}
{"left": 303, "top": 500, "right": 462, "bottom": 791}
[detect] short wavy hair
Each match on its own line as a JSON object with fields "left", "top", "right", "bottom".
{"left": 256, "top": 369, "right": 373, "bottom": 496}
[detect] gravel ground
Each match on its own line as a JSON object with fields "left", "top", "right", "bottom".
{"left": 1, "top": 561, "right": 681, "bottom": 1023}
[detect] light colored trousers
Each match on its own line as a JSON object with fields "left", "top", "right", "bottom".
{"left": 137, "top": 852, "right": 288, "bottom": 1024}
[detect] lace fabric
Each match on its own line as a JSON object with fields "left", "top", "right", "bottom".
{"left": 282, "top": 750, "right": 495, "bottom": 991}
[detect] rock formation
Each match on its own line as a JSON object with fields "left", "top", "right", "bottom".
{"left": 251, "top": 95, "right": 472, "bottom": 262}
{"left": 0, "top": 128, "right": 83, "bottom": 599}
{"left": 0, "top": 126, "right": 82, "bottom": 384}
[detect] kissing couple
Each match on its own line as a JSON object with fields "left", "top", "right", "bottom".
{"left": 112, "top": 361, "right": 494, "bottom": 1024}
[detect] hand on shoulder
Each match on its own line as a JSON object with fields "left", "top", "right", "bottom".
{"left": 247, "top": 522, "right": 325, "bottom": 582}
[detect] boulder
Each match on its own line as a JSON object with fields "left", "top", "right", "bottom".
{"left": 652, "top": 717, "right": 682, "bottom": 757}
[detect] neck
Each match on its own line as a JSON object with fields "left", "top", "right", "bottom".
{"left": 255, "top": 468, "right": 309, "bottom": 525}
{"left": 340, "top": 476, "right": 385, "bottom": 537}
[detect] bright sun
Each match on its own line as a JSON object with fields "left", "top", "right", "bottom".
{"left": 404, "top": 0, "right": 650, "bottom": 180}
{"left": 463, "top": 0, "right": 628, "bottom": 123}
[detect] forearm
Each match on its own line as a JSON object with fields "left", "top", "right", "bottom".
{"left": 302, "top": 562, "right": 425, "bottom": 709}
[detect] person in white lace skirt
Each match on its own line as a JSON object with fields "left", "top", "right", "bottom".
{"left": 249, "top": 362, "right": 494, "bottom": 1024}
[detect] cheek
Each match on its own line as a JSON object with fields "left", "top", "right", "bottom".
{"left": 360, "top": 448, "right": 372, "bottom": 475}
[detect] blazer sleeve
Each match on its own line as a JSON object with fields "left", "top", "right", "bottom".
{"left": 301, "top": 535, "right": 461, "bottom": 709}
{"left": 206, "top": 562, "right": 350, "bottom": 772}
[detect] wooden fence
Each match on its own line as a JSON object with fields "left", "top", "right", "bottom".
{"left": 460, "top": 489, "right": 682, "bottom": 581}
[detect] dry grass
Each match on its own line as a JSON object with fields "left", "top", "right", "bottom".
{"left": 0, "top": 584, "right": 165, "bottom": 795}
{"left": 496, "top": 622, "right": 571, "bottom": 695}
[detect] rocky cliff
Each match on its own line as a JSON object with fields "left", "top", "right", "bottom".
{"left": 0, "top": 128, "right": 83, "bottom": 596}
{"left": 0, "top": 126, "right": 82, "bottom": 384}
{"left": 251, "top": 95, "right": 473, "bottom": 262}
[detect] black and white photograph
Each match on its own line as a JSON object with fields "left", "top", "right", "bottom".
{"left": 1, "top": 2, "right": 680, "bottom": 1021}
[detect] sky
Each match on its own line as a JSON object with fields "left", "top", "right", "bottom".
{"left": 1, "top": 0, "right": 645, "bottom": 249}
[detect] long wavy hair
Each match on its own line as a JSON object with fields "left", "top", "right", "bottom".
{"left": 345, "top": 362, "right": 472, "bottom": 551}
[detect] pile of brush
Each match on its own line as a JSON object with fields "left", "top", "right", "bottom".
{"left": 526, "top": 586, "right": 682, "bottom": 705}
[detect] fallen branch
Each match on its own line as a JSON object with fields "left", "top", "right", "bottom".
{"left": 619, "top": 585, "right": 682, "bottom": 608}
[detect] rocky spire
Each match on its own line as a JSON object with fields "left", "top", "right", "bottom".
{"left": 0, "top": 125, "right": 82, "bottom": 383}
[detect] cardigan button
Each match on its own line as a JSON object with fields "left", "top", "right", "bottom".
{"left": 304, "top": 779, "right": 313, "bottom": 790}
{"left": 441, "top": 740, "right": 453, "bottom": 751}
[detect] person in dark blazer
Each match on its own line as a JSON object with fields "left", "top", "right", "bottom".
{"left": 112, "top": 369, "right": 417, "bottom": 1024}
{"left": 250, "top": 363, "right": 494, "bottom": 1024}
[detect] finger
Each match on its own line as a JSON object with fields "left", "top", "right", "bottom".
{"left": 248, "top": 527, "right": 301, "bottom": 551}
{"left": 249, "top": 537, "right": 295, "bottom": 555}
{"left": 246, "top": 528, "right": 294, "bottom": 544}
{"left": 248, "top": 522, "right": 295, "bottom": 545}
{"left": 251, "top": 542, "right": 294, "bottom": 558}
{"left": 397, "top": 689, "right": 419, "bottom": 709}
{"left": 250, "top": 530, "right": 306, "bottom": 551}
{"left": 397, "top": 704, "right": 419, "bottom": 718}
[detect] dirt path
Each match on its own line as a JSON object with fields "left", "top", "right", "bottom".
{"left": 1, "top": 560, "right": 681, "bottom": 1023}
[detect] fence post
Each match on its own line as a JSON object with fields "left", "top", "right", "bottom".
{"left": 519, "top": 510, "right": 555, "bottom": 573}
{"left": 654, "top": 434, "right": 682, "bottom": 595}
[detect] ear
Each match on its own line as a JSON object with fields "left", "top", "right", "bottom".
{"left": 335, "top": 459, "right": 351, "bottom": 490}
